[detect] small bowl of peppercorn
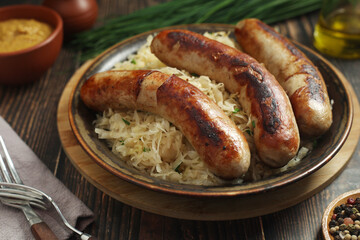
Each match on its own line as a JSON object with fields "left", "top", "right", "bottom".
{"left": 322, "top": 190, "right": 360, "bottom": 240}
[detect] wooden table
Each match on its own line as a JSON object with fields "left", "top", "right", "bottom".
{"left": 1, "top": 1, "right": 359, "bottom": 239}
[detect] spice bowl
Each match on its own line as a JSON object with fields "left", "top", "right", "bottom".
{"left": 322, "top": 189, "right": 360, "bottom": 240}
{"left": 0, "top": 5, "right": 63, "bottom": 85}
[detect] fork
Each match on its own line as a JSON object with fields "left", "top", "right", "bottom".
{"left": 0, "top": 136, "right": 59, "bottom": 240}
{"left": 0, "top": 186, "right": 47, "bottom": 210}
{"left": 0, "top": 182, "right": 94, "bottom": 240}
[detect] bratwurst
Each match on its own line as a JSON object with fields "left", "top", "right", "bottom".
{"left": 235, "top": 19, "right": 332, "bottom": 138}
{"left": 150, "top": 29, "right": 300, "bottom": 168}
{"left": 80, "top": 70, "right": 251, "bottom": 179}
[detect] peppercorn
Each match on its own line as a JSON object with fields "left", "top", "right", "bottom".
{"left": 348, "top": 224, "right": 356, "bottom": 231}
{"left": 330, "top": 198, "right": 360, "bottom": 239}
{"left": 345, "top": 233, "right": 352, "bottom": 240}
{"left": 338, "top": 213, "right": 346, "bottom": 219}
{"left": 335, "top": 206, "right": 343, "bottom": 213}
{"left": 346, "top": 207, "right": 354, "bottom": 215}
{"left": 341, "top": 224, "right": 348, "bottom": 231}
{"left": 345, "top": 218, "right": 355, "bottom": 225}
{"left": 330, "top": 227, "right": 337, "bottom": 234}
{"left": 349, "top": 198, "right": 357, "bottom": 204}
{"left": 330, "top": 220, "right": 338, "bottom": 227}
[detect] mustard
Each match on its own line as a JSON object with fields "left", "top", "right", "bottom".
{"left": 0, "top": 19, "right": 53, "bottom": 53}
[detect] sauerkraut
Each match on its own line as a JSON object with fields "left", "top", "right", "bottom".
{"left": 94, "top": 32, "right": 310, "bottom": 186}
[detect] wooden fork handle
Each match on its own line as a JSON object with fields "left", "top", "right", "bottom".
{"left": 31, "top": 222, "right": 58, "bottom": 240}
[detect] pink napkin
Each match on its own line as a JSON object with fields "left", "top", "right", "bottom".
{"left": 0, "top": 116, "right": 94, "bottom": 240}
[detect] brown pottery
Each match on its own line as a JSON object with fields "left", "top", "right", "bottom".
{"left": 0, "top": 5, "right": 63, "bottom": 85}
{"left": 43, "top": 0, "right": 98, "bottom": 36}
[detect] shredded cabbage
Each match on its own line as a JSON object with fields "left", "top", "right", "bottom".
{"left": 95, "top": 32, "right": 310, "bottom": 185}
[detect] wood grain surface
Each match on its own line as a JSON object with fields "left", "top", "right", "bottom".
{"left": 1, "top": 0, "right": 360, "bottom": 239}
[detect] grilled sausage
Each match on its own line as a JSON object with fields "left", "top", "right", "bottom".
{"left": 235, "top": 18, "right": 332, "bottom": 138}
{"left": 150, "top": 29, "right": 300, "bottom": 168}
{"left": 80, "top": 70, "right": 251, "bottom": 179}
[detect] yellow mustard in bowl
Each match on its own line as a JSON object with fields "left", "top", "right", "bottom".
{"left": 0, "top": 19, "right": 53, "bottom": 53}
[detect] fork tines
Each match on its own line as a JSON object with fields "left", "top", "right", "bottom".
{"left": 0, "top": 136, "right": 23, "bottom": 184}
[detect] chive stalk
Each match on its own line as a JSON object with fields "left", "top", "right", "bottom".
{"left": 70, "top": 0, "right": 321, "bottom": 61}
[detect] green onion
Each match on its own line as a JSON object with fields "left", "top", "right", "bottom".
{"left": 313, "top": 139, "right": 318, "bottom": 148}
{"left": 131, "top": 59, "right": 136, "bottom": 64}
{"left": 70, "top": 0, "right": 321, "bottom": 61}
{"left": 175, "top": 163, "right": 182, "bottom": 173}
{"left": 143, "top": 147, "right": 151, "bottom": 152}
{"left": 245, "top": 129, "right": 253, "bottom": 136}
{"left": 122, "top": 118, "right": 130, "bottom": 125}
{"left": 233, "top": 108, "right": 240, "bottom": 113}
{"left": 252, "top": 120, "right": 256, "bottom": 128}
{"left": 191, "top": 73, "right": 200, "bottom": 77}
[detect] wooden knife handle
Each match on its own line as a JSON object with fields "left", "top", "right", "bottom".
{"left": 31, "top": 222, "right": 58, "bottom": 240}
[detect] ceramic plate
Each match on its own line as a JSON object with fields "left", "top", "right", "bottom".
{"left": 69, "top": 24, "right": 353, "bottom": 197}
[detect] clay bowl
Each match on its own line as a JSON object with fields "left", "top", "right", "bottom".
{"left": 43, "top": 0, "right": 98, "bottom": 36}
{"left": 69, "top": 24, "right": 353, "bottom": 197}
{"left": 0, "top": 5, "right": 63, "bottom": 85}
{"left": 322, "top": 189, "right": 360, "bottom": 239}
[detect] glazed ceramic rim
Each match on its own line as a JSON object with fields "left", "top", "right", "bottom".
{"left": 68, "top": 24, "right": 354, "bottom": 197}
{"left": 0, "top": 4, "right": 63, "bottom": 57}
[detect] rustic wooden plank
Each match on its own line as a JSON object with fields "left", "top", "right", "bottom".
{"left": 1, "top": 0, "right": 360, "bottom": 240}
{"left": 138, "top": 211, "right": 164, "bottom": 239}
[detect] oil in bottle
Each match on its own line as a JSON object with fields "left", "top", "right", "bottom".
{"left": 313, "top": 4, "right": 360, "bottom": 59}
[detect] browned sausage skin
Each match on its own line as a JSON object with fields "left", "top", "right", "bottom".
{"left": 80, "top": 70, "right": 251, "bottom": 179}
{"left": 235, "top": 19, "right": 332, "bottom": 138}
{"left": 150, "top": 29, "right": 300, "bottom": 168}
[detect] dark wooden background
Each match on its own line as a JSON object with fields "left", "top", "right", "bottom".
{"left": 1, "top": 0, "right": 359, "bottom": 239}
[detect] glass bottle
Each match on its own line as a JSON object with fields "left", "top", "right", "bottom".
{"left": 313, "top": 0, "right": 360, "bottom": 59}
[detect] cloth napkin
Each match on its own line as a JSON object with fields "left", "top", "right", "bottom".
{"left": 0, "top": 116, "right": 94, "bottom": 240}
